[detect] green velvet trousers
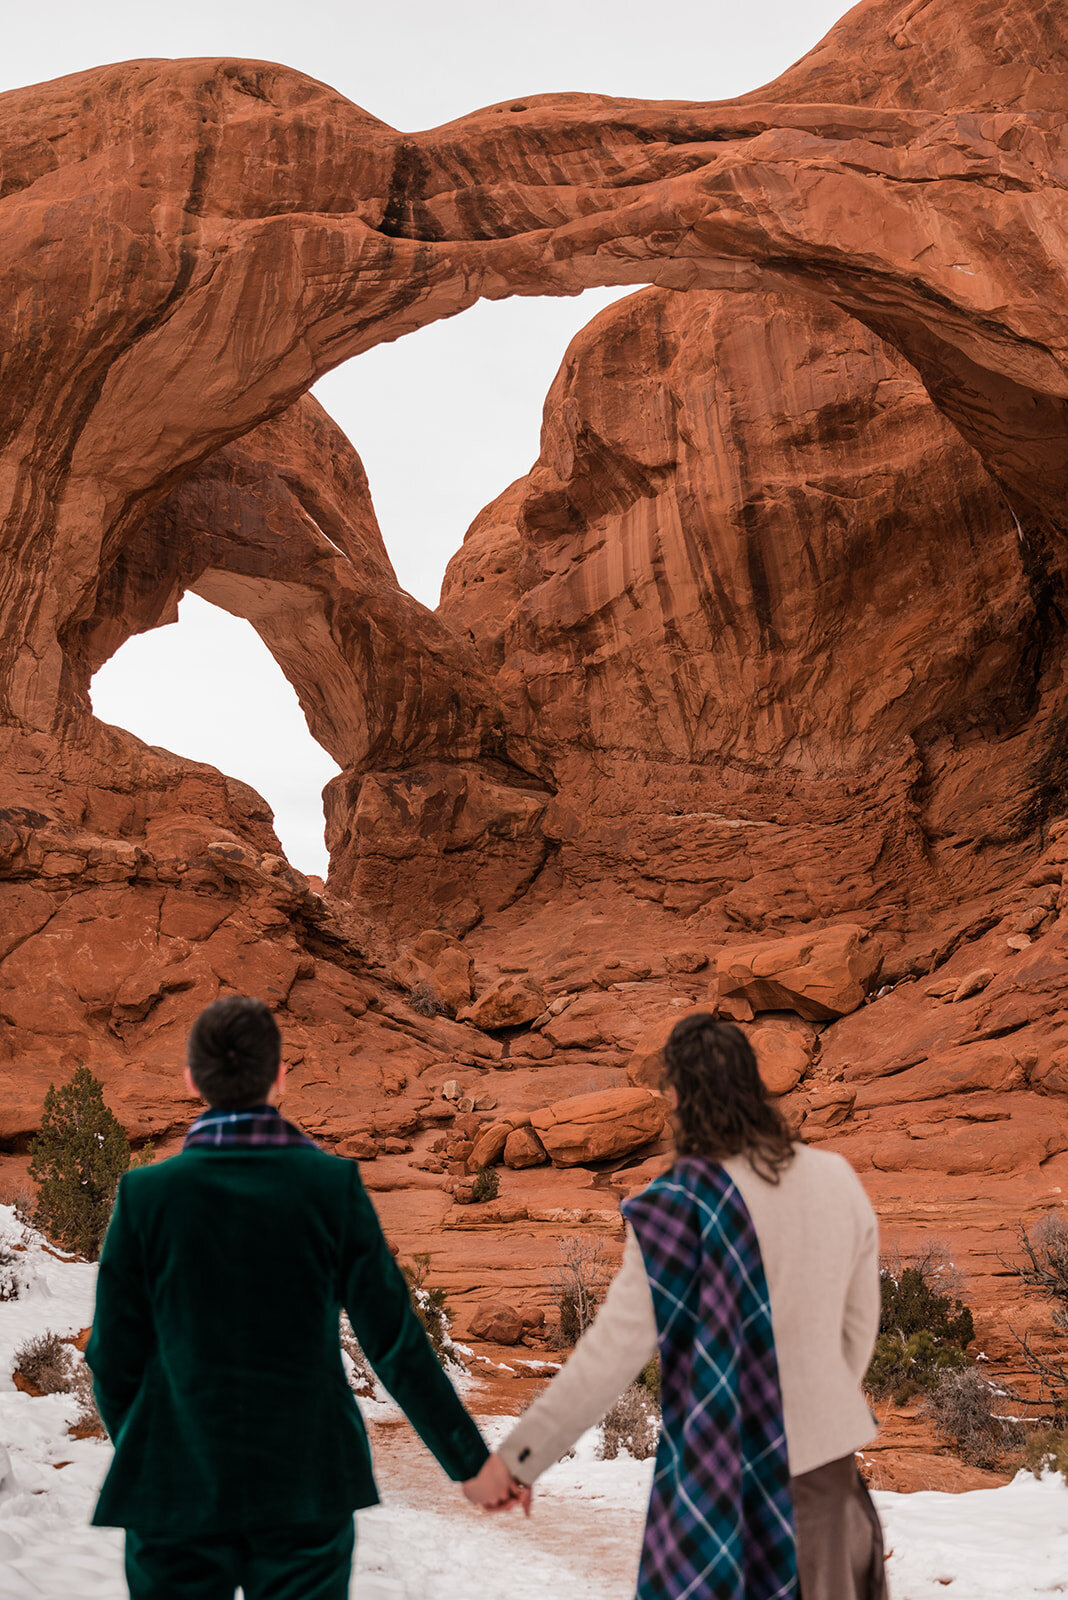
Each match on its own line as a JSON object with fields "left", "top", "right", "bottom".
{"left": 124, "top": 1517, "right": 355, "bottom": 1600}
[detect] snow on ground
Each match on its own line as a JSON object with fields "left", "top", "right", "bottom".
{"left": 2, "top": 1203, "right": 1067, "bottom": 1599}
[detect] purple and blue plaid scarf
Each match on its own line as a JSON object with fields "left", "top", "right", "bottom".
{"left": 622, "top": 1157, "right": 798, "bottom": 1600}
{"left": 183, "top": 1104, "right": 318, "bottom": 1150}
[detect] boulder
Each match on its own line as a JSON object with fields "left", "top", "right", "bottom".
{"left": 510, "top": 1033, "right": 554, "bottom": 1061}
{"left": 503, "top": 1126, "right": 549, "bottom": 1168}
{"left": 530, "top": 1088, "right": 667, "bottom": 1166}
{"left": 470, "top": 1121, "right": 511, "bottom": 1167}
{"left": 749, "top": 1024, "right": 813, "bottom": 1096}
{"left": 626, "top": 1006, "right": 717, "bottom": 1089}
{"left": 951, "top": 968, "right": 995, "bottom": 1003}
{"left": 468, "top": 1301, "right": 525, "bottom": 1344}
{"left": 338, "top": 1134, "right": 377, "bottom": 1160}
{"left": 543, "top": 1010, "right": 605, "bottom": 1050}
{"left": 716, "top": 926, "right": 882, "bottom": 1021}
{"left": 459, "top": 977, "right": 546, "bottom": 1030}
{"left": 801, "top": 1086, "right": 857, "bottom": 1130}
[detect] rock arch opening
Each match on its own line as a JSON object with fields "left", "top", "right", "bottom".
{"left": 312, "top": 286, "right": 634, "bottom": 607}
{"left": 90, "top": 593, "right": 340, "bottom": 878}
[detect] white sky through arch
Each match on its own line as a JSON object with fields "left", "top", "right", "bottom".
{"left": 90, "top": 595, "right": 343, "bottom": 877}
{"left": 17, "top": 0, "right": 850, "bottom": 873}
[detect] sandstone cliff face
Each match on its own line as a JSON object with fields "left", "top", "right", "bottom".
{"left": 441, "top": 286, "right": 1058, "bottom": 933}
{"left": 2, "top": 0, "right": 1068, "bottom": 1433}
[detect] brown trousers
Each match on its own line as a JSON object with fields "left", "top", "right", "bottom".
{"left": 791, "top": 1454, "right": 888, "bottom": 1600}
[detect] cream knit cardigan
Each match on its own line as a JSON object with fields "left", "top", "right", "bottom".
{"left": 499, "top": 1144, "right": 880, "bottom": 1484}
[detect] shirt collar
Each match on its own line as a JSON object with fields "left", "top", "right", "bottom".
{"left": 189, "top": 1103, "right": 280, "bottom": 1127}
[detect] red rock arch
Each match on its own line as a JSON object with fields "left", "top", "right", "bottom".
{"left": 3, "top": 0, "right": 1068, "bottom": 740}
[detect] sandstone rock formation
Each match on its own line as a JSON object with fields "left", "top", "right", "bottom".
{"left": 715, "top": 927, "right": 884, "bottom": 1022}
{"left": 459, "top": 978, "right": 547, "bottom": 1031}
{"left": 748, "top": 1025, "right": 814, "bottom": 1098}
{"left": 3, "top": 0, "right": 1068, "bottom": 1456}
{"left": 391, "top": 932, "right": 474, "bottom": 1018}
{"left": 530, "top": 1090, "right": 669, "bottom": 1167}
{"left": 503, "top": 1127, "right": 549, "bottom": 1169}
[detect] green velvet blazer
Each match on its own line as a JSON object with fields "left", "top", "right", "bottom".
{"left": 85, "top": 1146, "right": 488, "bottom": 1536}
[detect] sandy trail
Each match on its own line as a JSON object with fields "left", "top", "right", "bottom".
{"left": 357, "top": 1407, "right": 648, "bottom": 1598}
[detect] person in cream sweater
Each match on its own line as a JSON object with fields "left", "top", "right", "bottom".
{"left": 496, "top": 1015, "right": 887, "bottom": 1600}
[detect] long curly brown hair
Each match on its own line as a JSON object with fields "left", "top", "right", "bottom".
{"left": 662, "top": 1013, "right": 797, "bottom": 1183}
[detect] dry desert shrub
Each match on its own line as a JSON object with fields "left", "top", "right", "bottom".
{"left": 599, "top": 1382, "right": 660, "bottom": 1461}
{"left": 1025, "top": 1426, "right": 1068, "bottom": 1481}
{"left": 13, "top": 1331, "right": 72, "bottom": 1395}
{"left": 1003, "top": 1212, "right": 1068, "bottom": 1414}
{"left": 552, "top": 1236, "right": 611, "bottom": 1348}
{"left": 922, "top": 1367, "right": 1025, "bottom": 1470}
{"left": 406, "top": 982, "right": 445, "bottom": 1018}
{"left": 1011, "top": 1213, "right": 1068, "bottom": 1327}
{"left": 68, "top": 1360, "right": 106, "bottom": 1437}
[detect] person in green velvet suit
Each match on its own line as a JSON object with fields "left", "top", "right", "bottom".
{"left": 86, "top": 994, "right": 517, "bottom": 1600}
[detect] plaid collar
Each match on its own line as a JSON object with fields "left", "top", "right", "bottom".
{"left": 183, "top": 1104, "right": 318, "bottom": 1151}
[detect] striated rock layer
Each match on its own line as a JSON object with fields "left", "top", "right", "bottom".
{"left": 1, "top": 0, "right": 1068, "bottom": 1443}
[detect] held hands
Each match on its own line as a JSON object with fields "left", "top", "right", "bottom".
{"left": 462, "top": 1451, "right": 532, "bottom": 1516}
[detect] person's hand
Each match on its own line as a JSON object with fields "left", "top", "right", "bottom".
{"left": 462, "top": 1452, "right": 532, "bottom": 1515}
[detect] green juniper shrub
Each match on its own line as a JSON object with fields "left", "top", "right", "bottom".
{"left": 470, "top": 1164, "right": 499, "bottom": 1204}
{"left": 865, "top": 1260, "right": 975, "bottom": 1404}
{"left": 638, "top": 1356, "right": 661, "bottom": 1401}
{"left": 28, "top": 1065, "right": 132, "bottom": 1260}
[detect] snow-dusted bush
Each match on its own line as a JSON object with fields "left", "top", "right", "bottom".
{"left": 923, "top": 1367, "right": 1024, "bottom": 1469}
{"left": 340, "top": 1312, "right": 377, "bottom": 1398}
{"left": 13, "top": 1332, "right": 72, "bottom": 1395}
{"left": 0, "top": 1228, "right": 30, "bottom": 1301}
{"left": 1025, "top": 1426, "right": 1068, "bottom": 1482}
{"left": 599, "top": 1382, "right": 660, "bottom": 1461}
{"left": 403, "top": 1253, "right": 466, "bottom": 1372}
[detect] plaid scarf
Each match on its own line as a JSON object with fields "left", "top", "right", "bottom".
{"left": 622, "top": 1157, "right": 798, "bottom": 1600}
{"left": 183, "top": 1104, "right": 318, "bottom": 1150}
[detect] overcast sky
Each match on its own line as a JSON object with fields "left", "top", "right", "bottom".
{"left": 11, "top": 0, "right": 848, "bottom": 874}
